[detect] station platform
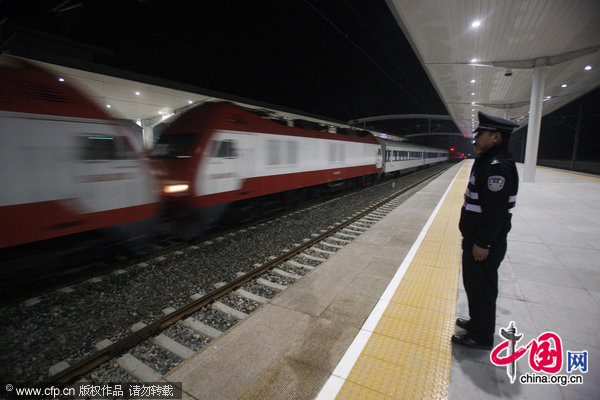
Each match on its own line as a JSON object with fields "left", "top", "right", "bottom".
{"left": 162, "top": 161, "right": 600, "bottom": 400}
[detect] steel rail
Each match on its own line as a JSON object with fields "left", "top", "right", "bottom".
{"left": 37, "top": 167, "right": 447, "bottom": 388}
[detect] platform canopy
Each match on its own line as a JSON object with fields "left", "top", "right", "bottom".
{"left": 385, "top": 0, "right": 600, "bottom": 136}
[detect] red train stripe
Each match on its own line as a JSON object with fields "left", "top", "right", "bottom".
{"left": 0, "top": 201, "right": 160, "bottom": 248}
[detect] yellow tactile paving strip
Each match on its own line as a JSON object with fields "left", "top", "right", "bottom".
{"left": 335, "top": 164, "right": 470, "bottom": 400}
{"left": 538, "top": 166, "right": 600, "bottom": 182}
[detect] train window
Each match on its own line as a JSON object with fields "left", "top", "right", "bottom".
{"left": 287, "top": 141, "right": 298, "bottom": 164}
{"left": 386, "top": 150, "right": 391, "bottom": 162}
{"left": 212, "top": 139, "right": 238, "bottom": 158}
{"left": 329, "top": 143, "right": 345, "bottom": 162}
{"left": 79, "top": 135, "right": 133, "bottom": 160}
{"left": 151, "top": 133, "right": 195, "bottom": 159}
{"left": 268, "top": 140, "right": 281, "bottom": 165}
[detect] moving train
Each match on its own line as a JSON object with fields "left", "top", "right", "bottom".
{"left": 151, "top": 102, "right": 448, "bottom": 238}
{"left": 0, "top": 57, "right": 447, "bottom": 249}
{"left": 0, "top": 57, "right": 160, "bottom": 249}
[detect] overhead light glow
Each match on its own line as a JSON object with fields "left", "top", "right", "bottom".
{"left": 585, "top": 65, "right": 592, "bottom": 71}
{"left": 471, "top": 20, "right": 481, "bottom": 28}
{"left": 470, "top": 79, "right": 476, "bottom": 83}
{"left": 163, "top": 184, "right": 189, "bottom": 194}
{"left": 471, "top": 58, "right": 478, "bottom": 63}
{"left": 106, "top": 104, "right": 111, "bottom": 108}
{"left": 135, "top": 91, "right": 140, "bottom": 96}
{"left": 58, "top": 77, "right": 65, "bottom": 82}
{"left": 561, "top": 84, "right": 567, "bottom": 88}
{"left": 471, "top": 92, "right": 475, "bottom": 96}
{"left": 188, "top": 100, "right": 193, "bottom": 104}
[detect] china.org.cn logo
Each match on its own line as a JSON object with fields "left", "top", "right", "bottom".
{"left": 489, "top": 321, "right": 588, "bottom": 386}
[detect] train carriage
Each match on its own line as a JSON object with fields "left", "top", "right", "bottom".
{"left": 0, "top": 57, "right": 160, "bottom": 248}
{"left": 151, "top": 102, "right": 383, "bottom": 237}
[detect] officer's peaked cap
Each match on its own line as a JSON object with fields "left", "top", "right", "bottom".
{"left": 475, "top": 111, "right": 519, "bottom": 135}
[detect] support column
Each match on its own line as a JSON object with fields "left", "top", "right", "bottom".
{"left": 143, "top": 126, "right": 154, "bottom": 150}
{"left": 523, "top": 66, "right": 546, "bottom": 182}
{"left": 570, "top": 103, "right": 583, "bottom": 171}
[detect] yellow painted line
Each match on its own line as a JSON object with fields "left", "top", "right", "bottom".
{"left": 316, "top": 163, "right": 470, "bottom": 400}
{"left": 537, "top": 166, "right": 600, "bottom": 182}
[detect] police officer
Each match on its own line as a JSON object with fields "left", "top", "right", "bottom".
{"left": 452, "top": 111, "right": 519, "bottom": 350}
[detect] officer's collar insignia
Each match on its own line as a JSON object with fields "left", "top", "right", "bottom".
{"left": 488, "top": 175, "right": 505, "bottom": 192}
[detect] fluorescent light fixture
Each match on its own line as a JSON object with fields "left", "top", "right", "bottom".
{"left": 471, "top": 20, "right": 481, "bottom": 28}
{"left": 470, "top": 79, "right": 476, "bottom": 83}
{"left": 135, "top": 91, "right": 140, "bottom": 95}
{"left": 585, "top": 65, "right": 592, "bottom": 70}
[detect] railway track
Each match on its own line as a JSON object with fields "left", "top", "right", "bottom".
{"left": 32, "top": 165, "right": 449, "bottom": 390}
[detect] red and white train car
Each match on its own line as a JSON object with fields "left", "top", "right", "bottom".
{"left": 151, "top": 102, "right": 383, "bottom": 237}
{"left": 0, "top": 57, "right": 160, "bottom": 248}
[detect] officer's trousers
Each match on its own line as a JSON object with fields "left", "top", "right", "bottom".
{"left": 461, "top": 237, "right": 507, "bottom": 345}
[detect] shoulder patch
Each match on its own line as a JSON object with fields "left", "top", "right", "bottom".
{"left": 488, "top": 175, "right": 505, "bottom": 192}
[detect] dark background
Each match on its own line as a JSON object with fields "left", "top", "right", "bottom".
{"left": 1, "top": 0, "right": 598, "bottom": 167}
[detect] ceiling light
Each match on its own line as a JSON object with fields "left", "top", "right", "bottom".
{"left": 585, "top": 65, "right": 592, "bottom": 70}
{"left": 470, "top": 79, "right": 476, "bottom": 83}
{"left": 471, "top": 58, "right": 478, "bottom": 63}
{"left": 135, "top": 91, "right": 140, "bottom": 95}
{"left": 472, "top": 108, "right": 475, "bottom": 111}
{"left": 58, "top": 77, "right": 65, "bottom": 82}
{"left": 561, "top": 84, "right": 567, "bottom": 88}
{"left": 188, "top": 100, "right": 193, "bottom": 104}
{"left": 471, "top": 92, "right": 475, "bottom": 96}
{"left": 159, "top": 110, "right": 164, "bottom": 114}
{"left": 106, "top": 104, "right": 111, "bottom": 108}
{"left": 471, "top": 20, "right": 481, "bottom": 28}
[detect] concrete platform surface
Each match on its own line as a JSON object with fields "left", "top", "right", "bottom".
{"left": 450, "top": 165, "right": 600, "bottom": 400}
{"left": 163, "top": 163, "right": 462, "bottom": 399}
{"left": 161, "top": 163, "right": 600, "bottom": 400}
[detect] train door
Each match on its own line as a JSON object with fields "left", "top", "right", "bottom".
{"left": 204, "top": 136, "right": 242, "bottom": 195}
{"left": 75, "top": 125, "right": 135, "bottom": 213}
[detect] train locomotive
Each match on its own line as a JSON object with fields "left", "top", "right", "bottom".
{"left": 0, "top": 57, "right": 160, "bottom": 249}
{"left": 151, "top": 102, "right": 448, "bottom": 238}
{"left": 0, "top": 57, "right": 448, "bottom": 249}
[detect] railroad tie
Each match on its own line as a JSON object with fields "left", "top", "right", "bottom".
{"left": 212, "top": 302, "right": 249, "bottom": 320}
{"left": 182, "top": 317, "right": 222, "bottom": 339}
{"left": 131, "top": 322, "right": 194, "bottom": 360}
{"left": 235, "top": 289, "right": 269, "bottom": 304}
{"left": 285, "top": 259, "right": 315, "bottom": 270}
{"left": 117, "top": 354, "right": 161, "bottom": 382}
{"left": 299, "top": 252, "right": 327, "bottom": 262}
{"left": 257, "top": 278, "right": 287, "bottom": 291}
{"left": 272, "top": 268, "right": 302, "bottom": 280}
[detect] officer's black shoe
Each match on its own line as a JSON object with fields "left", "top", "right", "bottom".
{"left": 456, "top": 318, "right": 470, "bottom": 330}
{"left": 451, "top": 333, "right": 492, "bottom": 350}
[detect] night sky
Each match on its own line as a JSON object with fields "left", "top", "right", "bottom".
{"left": 1, "top": 0, "right": 598, "bottom": 164}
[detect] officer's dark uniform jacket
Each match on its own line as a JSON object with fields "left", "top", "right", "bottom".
{"left": 459, "top": 142, "right": 518, "bottom": 249}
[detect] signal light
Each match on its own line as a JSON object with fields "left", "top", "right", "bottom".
{"left": 450, "top": 147, "right": 455, "bottom": 151}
